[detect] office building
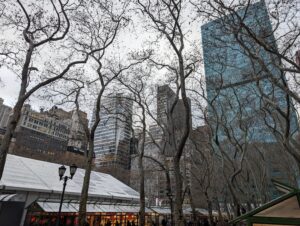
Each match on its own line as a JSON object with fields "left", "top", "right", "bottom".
{"left": 157, "top": 85, "right": 192, "bottom": 131}
{"left": 201, "top": 1, "right": 299, "bottom": 199}
{"left": 201, "top": 0, "right": 298, "bottom": 143}
{"left": 93, "top": 94, "right": 133, "bottom": 183}
{"left": 156, "top": 85, "right": 192, "bottom": 156}
{"left": 5, "top": 104, "right": 88, "bottom": 167}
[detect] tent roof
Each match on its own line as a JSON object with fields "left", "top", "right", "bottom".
{"left": 151, "top": 207, "right": 171, "bottom": 214}
{"left": 0, "top": 154, "right": 139, "bottom": 201}
{"left": 230, "top": 188, "right": 300, "bottom": 225}
{"left": 271, "top": 179, "right": 296, "bottom": 194}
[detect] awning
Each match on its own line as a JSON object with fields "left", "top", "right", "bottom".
{"left": 1, "top": 155, "right": 140, "bottom": 201}
{"left": 37, "top": 202, "right": 152, "bottom": 213}
{"left": 230, "top": 187, "right": 300, "bottom": 226}
{"left": 151, "top": 207, "right": 171, "bottom": 214}
{"left": 0, "top": 193, "right": 17, "bottom": 201}
{"left": 38, "top": 202, "right": 78, "bottom": 213}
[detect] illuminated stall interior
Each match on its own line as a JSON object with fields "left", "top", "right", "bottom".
{"left": 25, "top": 202, "right": 165, "bottom": 226}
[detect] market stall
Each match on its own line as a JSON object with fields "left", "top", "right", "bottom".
{"left": 230, "top": 182, "right": 300, "bottom": 226}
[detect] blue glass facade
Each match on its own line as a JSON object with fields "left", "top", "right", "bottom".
{"left": 201, "top": 1, "right": 298, "bottom": 143}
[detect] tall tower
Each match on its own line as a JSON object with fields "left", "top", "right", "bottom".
{"left": 157, "top": 85, "right": 192, "bottom": 132}
{"left": 155, "top": 85, "right": 192, "bottom": 156}
{"left": 92, "top": 93, "right": 133, "bottom": 183}
{"left": 157, "top": 85, "right": 176, "bottom": 124}
{"left": 201, "top": 1, "right": 299, "bottom": 198}
{"left": 201, "top": 1, "right": 298, "bottom": 143}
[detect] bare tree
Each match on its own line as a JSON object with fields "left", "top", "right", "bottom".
{"left": 134, "top": 1, "right": 199, "bottom": 224}
{"left": 0, "top": 0, "right": 96, "bottom": 178}
{"left": 117, "top": 66, "right": 154, "bottom": 226}
{"left": 193, "top": 0, "right": 300, "bottom": 99}
{"left": 35, "top": 1, "right": 150, "bottom": 225}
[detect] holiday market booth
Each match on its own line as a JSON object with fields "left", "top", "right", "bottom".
{"left": 26, "top": 202, "right": 154, "bottom": 226}
{"left": 0, "top": 155, "right": 143, "bottom": 226}
{"left": 230, "top": 181, "right": 300, "bottom": 226}
{"left": 0, "top": 155, "right": 211, "bottom": 226}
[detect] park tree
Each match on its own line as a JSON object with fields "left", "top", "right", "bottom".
{"left": 0, "top": 0, "right": 97, "bottom": 179}
{"left": 187, "top": 0, "right": 300, "bottom": 217}
{"left": 193, "top": 0, "right": 300, "bottom": 166}
{"left": 193, "top": 0, "right": 300, "bottom": 99}
{"left": 188, "top": 72, "right": 291, "bottom": 218}
{"left": 31, "top": 1, "right": 149, "bottom": 225}
{"left": 134, "top": 0, "right": 199, "bottom": 224}
{"left": 117, "top": 64, "right": 154, "bottom": 226}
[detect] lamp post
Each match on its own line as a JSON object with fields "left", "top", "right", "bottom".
{"left": 56, "top": 164, "right": 77, "bottom": 226}
{"left": 166, "top": 189, "right": 174, "bottom": 226}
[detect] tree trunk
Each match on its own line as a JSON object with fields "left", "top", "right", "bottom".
{"left": 233, "top": 199, "right": 241, "bottom": 218}
{"left": 0, "top": 102, "right": 23, "bottom": 178}
{"left": 223, "top": 198, "right": 231, "bottom": 220}
{"left": 246, "top": 201, "right": 252, "bottom": 212}
{"left": 78, "top": 140, "right": 94, "bottom": 226}
{"left": 173, "top": 159, "right": 184, "bottom": 226}
{"left": 205, "top": 192, "right": 214, "bottom": 225}
{"left": 188, "top": 189, "right": 197, "bottom": 225}
{"left": 214, "top": 197, "right": 224, "bottom": 222}
{"left": 0, "top": 45, "right": 33, "bottom": 179}
{"left": 138, "top": 153, "right": 145, "bottom": 226}
{"left": 169, "top": 192, "right": 174, "bottom": 226}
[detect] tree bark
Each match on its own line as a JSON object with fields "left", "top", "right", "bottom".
{"left": 214, "top": 197, "right": 224, "bottom": 222}
{"left": 138, "top": 153, "right": 145, "bottom": 226}
{"left": 205, "top": 192, "right": 214, "bottom": 225}
{"left": 137, "top": 104, "right": 147, "bottom": 226}
{"left": 188, "top": 188, "right": 197, "bottom": 225}
{"left": 0, "top": 101, "right": 23, "bottom": 177}
{"left": 173, "top": 159, "right": 184, "bottom": 226}
{"left": 0, "top": 43, "right": 34, "bottom": 179}
{"left": 78, "top": 140, "right": 94, "bottom": 226}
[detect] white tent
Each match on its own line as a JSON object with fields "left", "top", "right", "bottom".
{"left": 0, "top": 154, "right": 139, "bottom": 201}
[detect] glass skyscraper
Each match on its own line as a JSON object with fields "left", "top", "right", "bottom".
{"left": 92, "top": 94, "right": 133, "bottom": 173}
{"left": 201, "top": 1, "right": 298, "bottom": 143}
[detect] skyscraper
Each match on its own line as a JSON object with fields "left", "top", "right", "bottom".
{"left": 157, "top": 85, "right": 192, "bottom": 131}
{"left": 156, "top": 85, "right": 192, "bottom": 156}
{"left": 201, "top": 1, "right": 298, "bottom": 143}
{"left": 93, "top": 93, "right": 133, "bottom": 183}
{"left": 201, "top": 1, "right": 299, "bottom": 197}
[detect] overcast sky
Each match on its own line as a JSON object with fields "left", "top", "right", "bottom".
{"left": 0, "top": 1, "right": 203, "bottom": 114}
{"left": 1, "top": 0, "right": 298, "bottom": 121}
{"left": 0, "top": 67, "right": 19, "bottom": 107}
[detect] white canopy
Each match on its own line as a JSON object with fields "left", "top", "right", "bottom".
{"left": 151, "top": 207, "right": 171, "bottom": 214}
{"left": 0, "top": 154, "right": 139, "bottom": 201}
{"left": 0, "top": 193, "right": 17, "bottom": 201}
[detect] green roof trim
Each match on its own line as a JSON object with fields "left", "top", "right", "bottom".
{"left": 248, "top": 216, "right": 300, "bottom": 225}
{"left": 230, "top": 190, "right": 300, "bottom": 224}
{"left": 271, "top": 179, "right": 297, "bottom": 193}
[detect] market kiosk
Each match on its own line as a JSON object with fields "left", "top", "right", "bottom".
{"left": 230, "top": 181, "right": 300, "bottom": 226}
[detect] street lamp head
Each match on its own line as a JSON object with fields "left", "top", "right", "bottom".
{"left": 167, "top": 192, "right": 173, "bottom": 198}
{"left": 58, "top": 165, "right": 66, "bottom": 180}
{"left": 69, "top": 164, "right": 77, "bottom": 179}
{"left": 166, "top": 189, "right": 173, "bottom": 198}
